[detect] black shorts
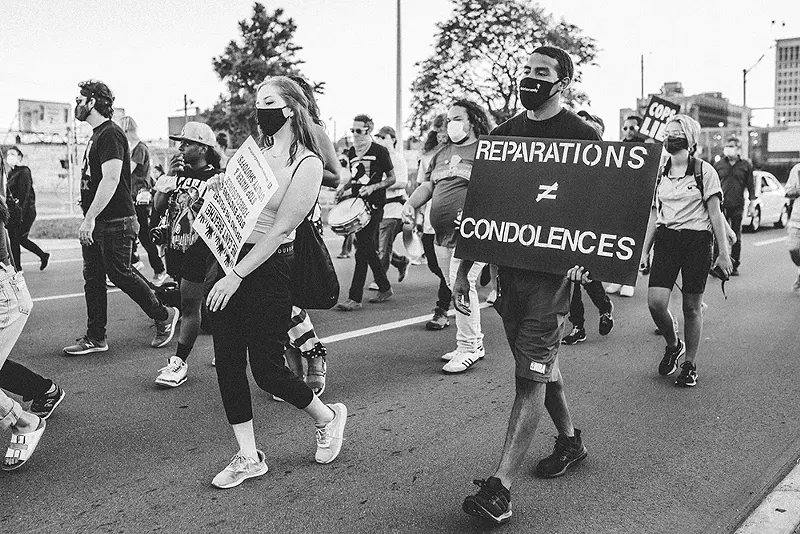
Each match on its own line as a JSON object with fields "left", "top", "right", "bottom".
{"left": 648, "top": 226, "right": 713, "bottom": 294}
{"left": 165, "top": 240, "right": 214, "bottom": 284}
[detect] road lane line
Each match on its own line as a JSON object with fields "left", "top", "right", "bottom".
{"left": 320, "top": 302, "right": 491, "bottom": 344}
{"left": 33, "top": 289, "right": 121, "bottom": 302}
{"left": 22, "top": 258, "right": 83, "bottom": 267}
{"left": 754, "top": 236, "right": 787, "bottom": 247}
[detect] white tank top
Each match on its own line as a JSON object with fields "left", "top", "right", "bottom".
{"left": 247, "top": 148, "right": 319, "bottom": 243}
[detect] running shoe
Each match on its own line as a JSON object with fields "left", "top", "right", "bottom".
{"left": 561, "top": 326, "right": 587, "bottom": 345}
{"left": 211, "top": 450, "right": 268, "bottom": 489}
{"left": 462, "top": 477, "right": 512, "bottom": 524}
{"left": 30, "top": 384, "right": 65, "bottom": 420}
{"left": 367, "top": 281, "right": 379, "bottom": 291}
{"left": 155, "top": 356, "right": 188, "bottom": 387}
{"left": 397, "top": 259, "right": 409, "bottom": 282}
{"left": 599, "top": 301, "right": 614, "bottom": 336}
{"left": 658, "top": 339, "right": 685, "bottom": 376}
{"left": 368, "top": 288, "right": 393, "bottom": 303}
{"left": 315, "top": 403, "right": 347, "bottom": 464}
{"left": 151, "top": 307, "right": 180, "bottom": 348}
{"left": 675, "top": 361, "right": 698, "bottom": 387}
{"left": 40, "top": 252, "right": 51, "bottom": 271}
{"left": 63, "top": 336, "right": 108, "bottom": 356}
{"left": 534, "top": 429, "right": 588, "bottom": 478}
{"left": 334, "top": 299, "right": 362, "bottom": 311}
{"left": 426, "top": 307, "right": 450, "bottom": 331}
{"left": 442, "top": 345, "right": 485, "bottom": 373}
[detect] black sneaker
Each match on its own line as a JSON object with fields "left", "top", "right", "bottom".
{"left": 30, "top": 383, "right": 65, "bottom": 420}
{"left": 561, "top": 326, "right": 586, "bottom": 345}
{"left": 675, "top": 361, "right": 697, "bottom": 387}
{"left": 598, "top": 301, "right": 614, "bottom": 336}
{"left": 425, "top": 307, "right": 450, "bottom": 330}
{"left": 534, "top": 429, "right": 588, "bottom": 478}
{"left": 658, "top": 339, "right": 685, "bottom": 376}
{"left": 462, "top": 477, "right": 512, "bottom": 524}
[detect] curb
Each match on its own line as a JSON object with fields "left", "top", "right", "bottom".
{"left": 735, "top": 460, "right": 800, "bottom": 534}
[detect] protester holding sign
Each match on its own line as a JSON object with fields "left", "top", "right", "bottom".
{"left": 204, "top": 76, "right": 346, "bottom": 489}
{"left": 150, "top": 121, "right": 221, "bottom": 388}
{"left": 455, "top": 46, "right": 600, "bottom": 526}
{"left": 640, "top": 115, "right": 732, "bottom": 388}
{"left": 403, "top": 99, "right": 490, "bottom": 374}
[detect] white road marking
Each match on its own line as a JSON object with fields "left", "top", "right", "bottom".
{"left": 754, "top": 236, "right": 787, "bottom": 247}
{"left": 320, "top": 302, "right": 492, "bottom": 344}
{"left": 22, "top": 258, "right": 83, "bottom": 267}
{"left": 33, "top": 289, "right": 121, "bottom": 302}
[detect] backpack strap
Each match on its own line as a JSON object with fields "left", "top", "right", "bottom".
{"left": 689, "top": 156, "right": 705, "bottom": 203}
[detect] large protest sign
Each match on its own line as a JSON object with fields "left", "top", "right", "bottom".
{"left": 454, "top": 136, "right": 662, "bottom": 286}
{"left": 639, "top": 96, "right": 681, "bottom": 141}
{"left": 193, "top": 136, "right": 278, "bottom": 273}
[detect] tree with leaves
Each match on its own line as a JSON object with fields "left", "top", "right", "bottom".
{"left": 409, "top": 0, "right": 597, "bottom": 132}
{"left": 200, "top": 3, "right": 321, "bottom": 146}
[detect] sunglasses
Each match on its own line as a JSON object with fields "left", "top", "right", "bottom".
{"left": 351, "top": 128, "right": 369, "bottom": 135}
{"left": 622, "top": 127, "right": 637, "bottom": 131}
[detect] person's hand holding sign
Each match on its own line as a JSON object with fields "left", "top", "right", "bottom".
{"left": 206, "top": 171, "right": 226, "bottom": 193}
{"left": 206, "top": 271, "right": 242, "bottom": 312}
{"left": 566, "top": 265, "right": 592, "bottom": 285}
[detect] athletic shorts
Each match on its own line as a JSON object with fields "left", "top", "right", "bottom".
{"left": 787, "top": 226, "right": 800, "bottom": 252}
{"left": 494, "top": 267, "right": 571, "bottom": 383}
{"left": 648, "top": 226, "right": 713, "bottom": 294}
{"left": 165, "top": 240, "right": 214, "bottom": 284}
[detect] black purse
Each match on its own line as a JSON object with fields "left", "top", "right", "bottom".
{"left": 289, "top": 155, "right": 340, "bottom": 309}
{"left": 292, "top": 212, "right": 339, "bottom": 309}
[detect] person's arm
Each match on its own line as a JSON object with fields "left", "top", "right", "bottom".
{"left": 360, "top": 169, "right": 396, "bottom": 198}
{"left": 207, "top": 157, "right": 323, "bottom": 311}
{"left": 314, "top": 126, "right": 340, "bottom": 188}
{"left": 640, "top": 206, "right": 658, "bottom": 269}
{"left": 402, "top": 181, "right": 432, "bottom": 223}
{"left": 708, "top": 195, "right": 733, "bottom": 275}
{"left": 745, "top": 162, "right": 757, "bottom": 214}
{"left": 785, "top": 165, "right": 800, "bottom": 199}
{"left": 388, "top": 156, "right": 408, "bottom": 191}
{"left": 79, "top": 159, "right": 122, "bottom": 245}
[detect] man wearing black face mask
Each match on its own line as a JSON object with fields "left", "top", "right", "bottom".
{"left": 713, "top": 137, "right": 756, "bottom": 275}
{"left": 63, "top": 80, "right": 179, "bottom": 357}
{"left": 456, "top": 46, "right": 600, "bottom": 525}
{"left": 333, "top": 114, "right": 396, "bottom": 311}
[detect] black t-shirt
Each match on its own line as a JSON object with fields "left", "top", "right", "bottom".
{"left": 347, "top": 142, "right": 393, "bottom": 209}
{"left": 80, "top": 120, "right": 135, "bottom": 220}
{"left": 492, "top": 108, "right": 602, "bottom": 142}
{"left": 130, "top": 141, "right": 151, "bottom": 197}
{"left": 167, "top": 164, "right": 219, "bottom": 252}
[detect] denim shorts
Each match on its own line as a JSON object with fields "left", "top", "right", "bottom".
{"left": 0, "top": 263, "right": 32, "bottom": 329}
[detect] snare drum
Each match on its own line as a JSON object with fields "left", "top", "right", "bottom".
{"left": 327, "top": 198, "right": 371, "bottom": 236}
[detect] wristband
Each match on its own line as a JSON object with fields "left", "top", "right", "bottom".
{"left": 232, "top": 268, "right": 244, "bottom": 280}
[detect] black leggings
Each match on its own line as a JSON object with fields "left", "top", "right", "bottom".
{"left": 0, "top": 359, "right": 52, "bottom": 402}
{"left": 8, "top": 224, "right": 46, "bottom": 269}
{"left": 422, "top": 232, "right": 451, "bottom": 310}
{"left": 210, "top": 245, "right": 314, "bottom": 425}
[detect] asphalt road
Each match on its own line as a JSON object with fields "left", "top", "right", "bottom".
{"left": 1, "top": 227, "right": 799, "bottom": 534}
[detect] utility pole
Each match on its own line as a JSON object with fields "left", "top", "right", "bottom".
{"left": 741, "top": 69, "right": 748, "bottom": 160}
{"left": 183, "top": 94, "right": 194, "bottom": 126}
{"left": 640, "top": 54, "right": 644, "bottom": 100}
{"left": 395, "top": 0, "right": 403, "bottom": 149}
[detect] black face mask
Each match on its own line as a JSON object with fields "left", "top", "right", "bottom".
{"left": 257, "top": 107, "right": 289, "bottom": 137}
{"left": 519, "top": 77, "right": 560, "bottom": 111}
{"left": 664, "top": 136, "right": 689, "bottom": 154}
{"left": 75, "top": 98, "right": 93, "bottom": 122}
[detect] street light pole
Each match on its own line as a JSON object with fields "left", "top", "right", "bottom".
{"left": 741, "top": 68, "right": 749, "bottom": 159}
{"left": 395, "top": 0, "right": 403, "bottom": 149}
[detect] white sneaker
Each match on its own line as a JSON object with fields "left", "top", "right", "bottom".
{"left": 618, "top": 285, "right": 635, "bottom": 297}
{"left": 155, "top": 356, "right": 188, "bottom": 387}
{"left": 441, "top": 347, "right": 460, "bottom": 361}
{"left": 367, "top": 281, "right": 379, "bottom": 291}
{"left": 486, "top": 290, "right": 497, "bottom": 305}
{"left": 152, "top": 272, "right": 168, "bottom": 287}
{"left": 315, "top": 403, "right": 347, "bottom": 464}
{"left": 442, "top": 345, "right": 485, "bottom": 374}
{"left": 605, "top": 283, "right": 621, "bottom": 294}
{"left": 211, "top": 450, "right": 268, "bottom": 489}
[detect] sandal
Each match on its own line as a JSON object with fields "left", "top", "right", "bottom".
{"left": 3, "top": 418, "right": 46, "bottom": 471}
{"left": 304, "top": 343, "right": 327, "bottom": 396}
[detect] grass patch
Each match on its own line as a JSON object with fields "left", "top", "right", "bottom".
{"left": 30, "top": 217, "right": 83, "bottom": 239}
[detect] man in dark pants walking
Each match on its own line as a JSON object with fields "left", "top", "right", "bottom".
{"left": 63, "top": 80, "right": 178, "bottom": 356}
{"left": 334, "top": 114, "right": 396, "bottom": 311}
{"left": 714, "top": 137, "right": 756, "bottom": 276}
{"left": 454, "top": 46, "right": 598, "bottom": 525}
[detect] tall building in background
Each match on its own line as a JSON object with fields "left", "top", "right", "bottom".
{"left": 775, "top": 37, "right": 800, "bottom": 125}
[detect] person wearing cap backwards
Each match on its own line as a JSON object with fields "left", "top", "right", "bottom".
{"left": 149, "top": 121, "right": 223, "bottom": 387}
{"left": 63, "top": 80, "right": 179, "bottom": 357}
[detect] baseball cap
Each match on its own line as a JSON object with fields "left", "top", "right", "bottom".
{"left": 169, "top": 121, "right": 216, "bottom": 147}
{"left": 376, "top": 126, "right": 396, "bottom": 139}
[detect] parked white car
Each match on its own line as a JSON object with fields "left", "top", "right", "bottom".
{"left": 741, "top": 171, "right": 791, "bottom": 232}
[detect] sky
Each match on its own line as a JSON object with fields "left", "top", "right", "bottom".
{"left": 1, "top": 0, "right": 799, "bottom": 143}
